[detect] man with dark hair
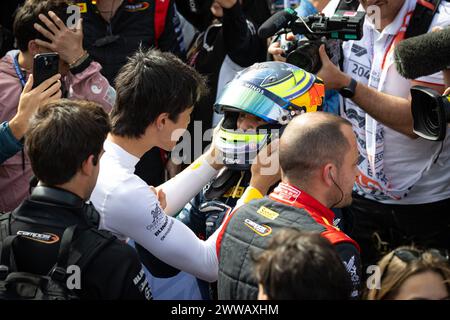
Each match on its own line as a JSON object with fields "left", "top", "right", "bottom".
{"left": 91, "top": 48, "right": 226, "bottom": 284}
{"left": 216, "top": 112, "right": 362, "bottom": 299}
{"left": 0, "top": 0, "right": 115, "bottom": 212}
{"left": 255, "top": 229, "right": 352, "bottom": 300}
{"left": 0, "top": 99, "right": 151, "bottom": 300}
{"left": 110, "top": 48, "right": 205, "bottom": 138}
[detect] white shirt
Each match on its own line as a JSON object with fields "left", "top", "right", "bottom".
{"left": 91, "top": 139, "right": 220, "bottom": 282}
{"left": 324, "top": 0, "right": 450, "bottom": 204}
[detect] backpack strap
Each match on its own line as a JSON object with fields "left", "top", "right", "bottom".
{"left": 154, "top": 0, "right": 171, "bottom": 46}
{"left": 49, "top": 226, "right": 116, "bottom": 282}
{"left": 0, "top": 212, "right": 12, "bottom": 242}
{"left": 66, "top": 228, "right": 117, "bottom": 272}
{"left": 405, "top": 0, "right": 442, "bottom": 39}
{"left": 0, "top": 235, "right": 19, "bottom": 278}
{"left": 49, "top": 225, "right": 77, "bottom": 282}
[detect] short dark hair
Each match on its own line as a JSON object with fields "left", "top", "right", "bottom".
{"left": 280, "top": 112, "right": 352, "bottom": 184}
{"left": 111, "top": 48, "right": 207, "bottom": 138}
{"left": 13, "top": 0, "right": 70, "bottom": 52}
{"left": 25, "top": 99, "right": 110, "bottom": 185}
{"left": 254, "top": 229, "right": 352, "bottom": 300}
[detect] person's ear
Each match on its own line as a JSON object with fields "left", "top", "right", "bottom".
{"left": 28, "top": 40, "right": 40, "bottom": 57}
{"left": 323, "top": 164, "right": 335, "bottom": 187}
{"left": 81, "top": 154, "right": 96, "bottom": 177}
{"left": 155, "top": 113, "right": 169, "bottom": 131}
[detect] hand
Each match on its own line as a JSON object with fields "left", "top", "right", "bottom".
{"left": 150, "top": 186, "right": 167, "bottom": 210}
{"left": 214, "top": 0, "right": 237, "bottom": 9}
{"left": 249, "top": 139, "right": 281, "bottom": 195}
{"left": 268, "top": 33, "right": 296, "bottom": 62}
{"left": 444, "top": 87, "right": 450, "bottom": 95}
{"left": 34, "top": 11, "right": 85, "bottom": 64}
{"left": 317, "top": 44, "right": 351, "bottom": 90}
{"left": 9, "top": 73, "right": 62, "bottom": 140}
{"left": 205, "top": 119, "right": 225, "bottom": 170}
{"left": 268, "top": 41, "right": 287, "bottom": 62}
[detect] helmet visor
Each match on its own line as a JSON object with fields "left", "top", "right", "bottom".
{"left": 214, "top": 81, "right": 290, "bottom": 124}
{"left": 215, "top": 128, "right": 271, "bottom": 169}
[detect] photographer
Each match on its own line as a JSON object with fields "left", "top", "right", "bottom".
{"left": 1, "top": 99, "right": 151, "bottom": 300}
{"left": 316, "top": 0, "right": 450, "bottom": 269}
{"left": 0, "top": 0, "right": 114, "bottom": 212}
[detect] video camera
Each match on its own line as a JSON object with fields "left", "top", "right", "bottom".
{"left": 411, "top": 86, "right": 450, "bottom": 141}
{"left": 258, "top": 9, "right": 365, "bottom": 73}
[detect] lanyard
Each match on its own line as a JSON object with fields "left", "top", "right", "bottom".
{"left": 13, "top": 53, "right": 27, "bottom": 88}
{"left": 381, "top": 11, "right": 413, "bottom": 70}
{"left": 366, "top": 11, "right": 414, "bottom": 74}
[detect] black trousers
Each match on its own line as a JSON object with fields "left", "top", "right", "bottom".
{"left": 343, "top": 193, "right": 450, "bottom": 272}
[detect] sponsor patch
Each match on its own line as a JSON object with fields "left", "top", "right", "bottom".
{"left": 124, "top": 2, "right": 150, "bottom": 12}
{"left": 257, "top": 206, "right": 279, "bottom": 220}
{"left": 17, "top": 230, "right": 60, "bottom": 244}
{"left": 276, "top": 183, "right": 301, "bottom": 203}
{"left": 244, "top": 218, "right": 272, "bottom": 237}
{"left": 146, "top": 205, "right": 165, "bottom": 232}
{"left": 223, "top": 186, "right": 244, "bottom": 198}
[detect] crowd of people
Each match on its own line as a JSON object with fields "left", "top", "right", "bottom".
{"left": 0, "top": 0, "right": 449, "bottom": 300}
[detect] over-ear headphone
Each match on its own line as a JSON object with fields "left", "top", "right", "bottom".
{"left": 30, "top": 186, "right": 100, "bottom": 228}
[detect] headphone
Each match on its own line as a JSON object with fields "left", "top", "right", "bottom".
{"left": 30, "top": 186, "right": 100, "bottom": 228}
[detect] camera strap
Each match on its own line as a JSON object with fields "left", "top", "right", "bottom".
{"left": 380, "top": 0, "right": 442, "bottom": 69}
{"left": 405, "top": 0, "right": 442, "bottom": 39}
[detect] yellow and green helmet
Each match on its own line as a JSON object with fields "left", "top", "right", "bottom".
{"left": 214, "top": 61, "right": 325, "bottom": 170}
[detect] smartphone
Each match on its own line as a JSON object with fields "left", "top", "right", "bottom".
{"left": 32, "top": 53, "right": 59, "bottom": 89}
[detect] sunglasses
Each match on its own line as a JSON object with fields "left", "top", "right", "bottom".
{"left": 380, "top": 247, "right": 449, "bottom": 283}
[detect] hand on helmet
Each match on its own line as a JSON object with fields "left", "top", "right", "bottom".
{"left": 249, "top": 139, "right": 281, "bottom": 195}
{"left": 205, "top": 119, "right": 225, "bottom": 170}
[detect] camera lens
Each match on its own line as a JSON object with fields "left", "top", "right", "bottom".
{"left": 286, "top": 41, "right": 322, "bottom": 73}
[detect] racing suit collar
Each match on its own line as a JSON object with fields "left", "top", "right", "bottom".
{"left": 269, "top": 182, "right": 335, "bottom": 224}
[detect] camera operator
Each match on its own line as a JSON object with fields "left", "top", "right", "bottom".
{"left": 316, "top": 0, "right": 450, "bottom": 270}
{"left": 0, "top": 0, "right": 115, "bottom": 213}
{"left": 1, "top": 99, "right": 151, "bottom": 300}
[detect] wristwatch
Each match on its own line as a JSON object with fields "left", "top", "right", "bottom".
{"left": 339, "top": 77, "right": 358, "bottom": 98}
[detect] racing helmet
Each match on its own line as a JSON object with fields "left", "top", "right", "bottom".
{"left": 214, "top": 61, "right": 325, "bottom": 170}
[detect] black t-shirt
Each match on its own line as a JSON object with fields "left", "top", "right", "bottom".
{"left": 7, "top": 191, "right": 152, "bottom": 300}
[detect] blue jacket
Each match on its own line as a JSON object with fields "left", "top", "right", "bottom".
{"left": 0, "top": 121, "right": 22, "bottom": 165}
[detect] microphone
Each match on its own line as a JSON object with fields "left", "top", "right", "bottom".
{"left": 394, "top": 27, "right": 450, "bottom": 79}
{"left": 258, "top": 8, "right": 298, "bottom": 39}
